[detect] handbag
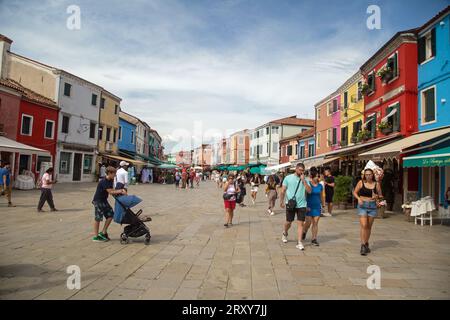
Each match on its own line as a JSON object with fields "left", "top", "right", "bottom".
{"left": 223, "top": 182, "right": 237, "bottom": 201}
{"left": 286, "top": 179, "right": 302, "bottom": 211}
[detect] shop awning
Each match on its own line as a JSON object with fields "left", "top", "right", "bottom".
{"left": 0, "top": 136, "right": 50, "bottom": 156}
{"left": 403, "top": 146, "right": 450, "bottom": 168}
{"left": 292, "top": 155, "right": 340, "bottom": 169}
{"left": 157, "top": 163, "right": 178, "bottom": 169}
{"left": 359, "top": 127, "right": 450, "bottom": 160}
{"left": 264, "top": 162, "right": 292, "bottom": 174}
{"left": 100, "top": 153, "right": 148, "bottom": 166}
{"left": 250, "top": 165, "right": 267, "bottom": 174}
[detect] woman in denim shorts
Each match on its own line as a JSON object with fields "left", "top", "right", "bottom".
{"left": 353, "top": 168, "right": 382, "bottom": 256}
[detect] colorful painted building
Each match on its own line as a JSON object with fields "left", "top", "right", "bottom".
{"left": 315, "top": 93, "right": 337, "bottom": 156}
{"left": 118, "top": 111, "right": 137, "bottom": 158}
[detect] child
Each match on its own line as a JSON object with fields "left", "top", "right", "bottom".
{"left": 92, "top": 166, "right": 127, "bottom": 242}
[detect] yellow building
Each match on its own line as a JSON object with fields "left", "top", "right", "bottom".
{"left": 338, "top": 71, "right": 364, "bottom": 146}
{"left": 97, "top": 89, "right": 121, "bottom": 166}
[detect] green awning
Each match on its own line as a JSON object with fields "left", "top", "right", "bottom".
{"left": 250, "top": 165, "right": 267, "bottom": 174}
{"left": 403, "top": 146, "right": 450, "bottom": 168}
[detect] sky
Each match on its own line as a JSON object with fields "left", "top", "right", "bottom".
{"left": 0, "top": 0, "right": 448, "bottom": 153}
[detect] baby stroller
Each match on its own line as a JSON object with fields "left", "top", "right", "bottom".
{"left": 113, "top": 195, "right": 151, "bottom": 245}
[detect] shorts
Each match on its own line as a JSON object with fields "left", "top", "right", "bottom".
{"left": 286, "top": 207, "right": 307, "bottom": 222}
{"left": 92, "top": 201, "right": 114, "bottom": 222}
{"left": 358, "top": 201, "right": 378, "bottom": 217}
{"left": 325, "top": 190, "right": 334, "bottom": 203}
{"left": 306, "top": 208, "right": 321, "bottom": 217}
{"left": 224, "top": 200, "right": 236, "bottom": 210}
{"left": 251, "top": 186, "right": 259, "bottom": 193}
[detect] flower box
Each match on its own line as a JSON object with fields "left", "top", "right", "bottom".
{"left": 350, "top": 136, "right": 358, "bottom": 144}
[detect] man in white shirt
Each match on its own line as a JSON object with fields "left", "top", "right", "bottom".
{"left": 115, "top": 161, "right": 129, "bottom": 189}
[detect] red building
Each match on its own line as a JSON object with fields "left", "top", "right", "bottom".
{"left": 360, "top": 29, "right": 418, "bottom": 140}
{"left": 0, "top": 79, "right": 59, "bottom": 179}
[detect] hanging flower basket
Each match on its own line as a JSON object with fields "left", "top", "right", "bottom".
{"left": 377, "top": 121, "right": 393, "bottom": 134}
{"left": 377, "top": 66, "right": 393, "bottom": 83}
{"left": 350, "top": 135, "right": 358, "bottom": 143}
{"left": 360, "top": 83, "right": 371, "bottom": 95}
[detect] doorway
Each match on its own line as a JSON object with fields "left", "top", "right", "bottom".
{"left": 73, "top": 153, "right": 82, "bottom": 181}
{"left": 19, "top": 154, "right": 30, "bottom": 175}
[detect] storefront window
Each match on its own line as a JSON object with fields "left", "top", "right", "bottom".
{"left": 83, "top": 154, "right": 93, "bottom": 174}
{"left": 59, "top": 152, "right": 71, "bottom": 174}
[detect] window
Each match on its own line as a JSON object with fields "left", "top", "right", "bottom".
{"left": 266, "top": 127, "right": 270, "bottom": 135}
{"left": 343, "top": 92, "right": 348, "bottom": 109}
{"left": 332, "top": 128, "right": 337, "bottom": 146}
{"left": 91, "top": 94, "right": 97, "bottom": 106}
{"left": 106, "top": 127, "right": 111, "bottom": 142}
{"left": 267, "top": 142, "right": 269, "bottom": 154}
{"left": 317, "top": 132, "right": 320, "bottom": 148}
{"left": 21, "top": 114, "right": 33, "bottom": 136}
{"left": 89, "top": 122, "right": 96, "bottom": 139}
{"left": 44, "top": 120, "right": 54, "bottom": 139}
{"left": 113, "top": 129, "right": 117, "bottom": 142}
{"left": 114, "top": 105, "right": 119, "bottom": 114}
{"left": 327, "top": 102, "right": 331, "bottom": 116}
{"left": 239, "top": 136, "right": 244, "bottom": 145}
{"left": 238, "top": 150, "right": 244, "bottom": 160}
{"left": 332, "top": 99, "right": 338, "bottom": 113}
{"left": 317, "top": 108, "right": 321, "bottom": 120}
{"left": 300, "top": 145, "right": 305, "bottom": 159}
{"left": 287, "top": 145, "right": 293, "bottom": 156}
{"left": 131, "top": 131, "right": 134, "bottom": 144}
{"left": 272, "top": 126, "right": 279, "bottom": 134}
{"left": 341, "top": 126, "right": 348, "bottom": 146}
{"left": 64, "top": 83, "right": 71, "bottom": 97}
{"left": 422, "top": 87, "right": 436, "bottom": 124}
{"left": 387, "top": 52, "right": 399, "bottom": 78}
{"left": 272, "top": 142, "right": 278, "bottom": 153}
{"left": 357, "top": 81, "right": 363, "bottom": 101}
{"left": 308, "top": 143, "right": 315, "bottom": 157}
{"left": 367, "top": 72, "right": 376, "bottom": 93}
{"left": 327, "top": 129, "right": 331, "bottom": 147}
{"left": 83, "top": 154, "right": 93, "bottom": 174}
{"left": 59, "top": 152, "right": 71, "bottom": 174}
{"left": 62, "top": 115, "right": 70, "bottom": 134}
{"left": 98, "top": 126, "right": 103, "bottom": 140}
{"left": 385, "top": 103, "right": 401, "bottom": 132}
{"left": 367, "top": 115, "right": 376, "bottom": 138}
{"left": 418, "top": 28, "right": 436, "bottom": 64}
{"left": 256, "top": 131, "right": 260, "bottom": 138}
{"left": 119, "top": 126, "right": 122, "bottom": 140}
{"left": 353, "top": 120, "right": 362, "bottom": 136}
{"left": 100, "top": 98, "right": 105, "bottom": 109}
{"left": 295, "top": 144, "right": 298, "bottom": 155}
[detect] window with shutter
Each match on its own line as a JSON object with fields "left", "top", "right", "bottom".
{"left": 418, "top": 36, "right": 426, "bottom": 64}
{"left": 393, "top": 103, "right": 400, "bottom": 132}
{"left": 431, "top": 28, "right": 436, "bottom": 58}
{"left": 423, "top": 87, "right": 436, "bottom": 123}
{"left": 332, "top": 128, "right": 337, "bottom": 145}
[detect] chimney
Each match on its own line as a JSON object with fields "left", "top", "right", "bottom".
{"left": 0, "top": 34, "right": 12, "bottom": 79}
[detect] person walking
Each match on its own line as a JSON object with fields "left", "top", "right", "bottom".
{"left": 303, "top": 167, "right": 324, "bottom": 246}
{"left": 115, "top": 161, "right": 129, "bottom": 190}
{"left": 250, "top": 173, "right": 261, "bottom": 205}
{"left": 181, "top": 168, "right": 187, "bottom": 189}
{"left": 37, "top": 167, "right": 58, "bottom": 212}
{"left": 323, "top": 168, "right": 335, "bottom": 217}
{"left": 279, "top": 163, "right": 312, "bottom": 251}
{"left": 99, "top": 163, "right": 106, "bottom": 181}
{"left": 237, "top": 173, "right": 247, "bottom": 207}
{"left": 175, "top": 170, "right": 181, "bottom": 189}
{"left": 265, "top": 175, "right": 278, "bottom": 215}
{"left": 0, "top": 162, "right": 15, "bottom": 207}
{"left": 189, "top": 169, "right": 196, "bottom": 189}
{"left": 353, "top": 168, "right": 383, "bottom": 256}
{"left": 223, "top": 174, "right": 240, "bottom": 227}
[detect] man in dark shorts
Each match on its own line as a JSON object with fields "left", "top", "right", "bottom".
{"left": 324, "top": 168, "right": 335, "bottom": 217}
{"left": 92, "top": 166, "right": 127, "bottom": 242}
{"left": 279, "top": 163, "right": 312, "bottom": 251}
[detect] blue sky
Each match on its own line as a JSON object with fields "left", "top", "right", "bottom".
{"left": 0, "top": 0, "right": 448, "bottom": 152}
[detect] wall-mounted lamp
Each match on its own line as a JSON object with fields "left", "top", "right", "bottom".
{"left": 442, "top": 98, "right": 447, "bottom": 104}
{"left": 440, "top": 21, "right": 445, "bottom": 26}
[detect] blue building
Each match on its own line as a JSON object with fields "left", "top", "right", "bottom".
{"left": 414, "top": 6, "right": 450, "bottom": 208}
{"left": 118, "top": 116, "right": 137, "bottom": 158}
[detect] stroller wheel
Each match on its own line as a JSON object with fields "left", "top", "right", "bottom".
{"left": 144, "top": 234, "right": 151, "bottom": 245}
{"left": 120, "top": 233, "right": 129, "bottom": 244}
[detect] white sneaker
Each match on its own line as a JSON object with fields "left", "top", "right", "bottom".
{"left": 252, "top": 199, "right": 255, "bottom": 205}
{"left": 296, "top": 242, "right": 305, "bottom": 251}
{"left": 267, "top": 209, "right": 271, "bottom": 214}
{"left": 270, "top": 211, "right": 275, "bottom": 216}
{"left": 322, "top": 212, "right": 332, "bottom": 217}
{"left": 281, "top": 233, "right": 288, "bottom": 243}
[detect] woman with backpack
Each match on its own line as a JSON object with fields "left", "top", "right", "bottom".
{"left": 223, "top": 174, "right": 240, "bottom": 227}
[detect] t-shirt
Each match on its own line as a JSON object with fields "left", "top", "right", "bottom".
{"left": 115, "top": 168, "right": 128, "bottom": 188}
{"left": 0, "top": 167, "right": 11, "bottom": 186}
{"left": 93, "top": 178, "right": 114, "bottom": 202}
{"left": 325, "top": 176, "right": 335, "bottom": 194}
{"left": 41, "top": 173, "right": 53, "bottom": 189}
{"left": 282, "top": 174, "right": 307, "bottom": 208}
{"left": 100, "top": 166, "right": 106, "bottom": 178}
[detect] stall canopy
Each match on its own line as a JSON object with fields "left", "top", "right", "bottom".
{"left": 0, "top": 136, "right": 50, "bottom": 156}
{"left": 100, "top": 153, "right": 147, "bottom": 166}
{"left": 403, "top": 146, "right": 450, "bottom": 168}
{"left": 359, "top": 127, "right": 450, "bottom": 160}
{"left": 158, "top": 163, "right": 178, "bottom": 169}
{"left": 250, "top": 165, "right": 267, "bottom": 174}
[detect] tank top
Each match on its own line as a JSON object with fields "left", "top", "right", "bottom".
{"left": 226, "top": 183, "right": 237, "bottom": 201}
{"left": 358, "top": 182, "right": 378, "bottom": 198}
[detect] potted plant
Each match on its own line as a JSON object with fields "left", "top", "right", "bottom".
{"left": 360, "top": 82, "right": 371, "bottom": 95}
{"left": 402, "top": 203, "right": 413, "bottom": 222}
{"left": 357, "top": 129, "right": 371, "bottom": 142}
{"left": 333, "top": 176, "right": 353, "bottom": 209}
{"left": 377, "top": 121, "right": 393, "bottom": 135}
{"left": 376, "top": 198, "right": 388, "bottom": 219}
{"left": 377, "top": 66, "right": 393, "bottom": 83}
{"left": 350, "top": 134, "right": 358, "bottom": 144}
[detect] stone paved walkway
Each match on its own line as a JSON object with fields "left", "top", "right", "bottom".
{"left": 0, "top": 181, "right": 449, "bottom": 300}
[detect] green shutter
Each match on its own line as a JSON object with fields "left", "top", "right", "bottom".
{"left": 425, "top": 88, "right": 435, "bottom": 122}
{"left": 431, "top": 28, "right": 436, "bottom": 57}
{"left": 393, "top": 52, "right": 398, "bottom": 77}
{"left": 418, "top": 36, "right": 425, "bottom": 64}
{"left": 393, "top": 103, "right": 400, "bottom": 132}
